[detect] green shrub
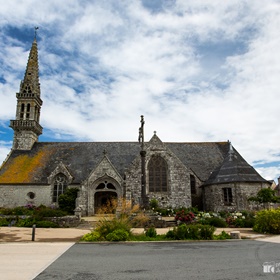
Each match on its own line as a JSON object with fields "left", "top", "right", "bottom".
{"left": 35, "top": 221, "right": 59, "bottom": 228}
{"left": 58, "top": 188, "right": 79, "bottom": 214}
{"left": 176, "top": 223, "right": 189, "bottom": 239}
{"left": 165, "top": 229, "right": 175, "bottom": 239}
{"left": 165, "top": 229, "right": 174, "bottom": 239}
{"left": 214, "top": 230, "right": 231, "bottom": 240}
{"left": 0, "top": 206, "right": 32, "bottom": 216}
{"left": 81, "top": 218, "right": 132, "bottom": 242}
{"left": 95, "top": 217, "right": 132, "bottom": 238}
{"left": 233, "top": 217, "right": 255, "bottom": 228}
{"left": 106, "top": 229, "right": 130, "bottom": 241}
{"left": 206, "top": 217, "right": 227, "bottom": 228}
{"left": 81, "top": 231, "right": 101, "bottom": 242}
{"left": 0, "top": 218, "right": 10, "bottom": 226}
{"left": 199, "top": 225, "right": 215, "bottom": 240}
{"left": 130, "top": 233, "right": 166, "bottom": 241}
{"left": 16, "top": 218, "right": 59, "bottom": 228}
{"left": 34, "top": 208, "right": 67, "bottom": 218}
{"left": 253, "top": 209, "right": 280, "bottom": 234}
{"left": 145, "top": 227, "right": 157, "bottom": 238}
{"left": 16, "top": 218, "right": 36, "bottom": 227}
{"left": 167, "top": 224, "right": 215, "bottom": 240}
{"left": 149, "top": 198, "right": 159, "bottom": 209}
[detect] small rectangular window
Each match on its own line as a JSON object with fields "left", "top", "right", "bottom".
{"left": 190, "top": 175, "right": 196, "bottom": 194}
{"left": 223, "top": 188, "right": 233, "bottom": 204}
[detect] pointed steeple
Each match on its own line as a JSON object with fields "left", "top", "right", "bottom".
{"left": 10, "top": 34, "right": 43, "bottom": 150}
{"left": 20, "top": 37, "right": 41, "bottom": 98}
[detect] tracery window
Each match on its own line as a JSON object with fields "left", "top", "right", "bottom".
{"left": 148, "top": 155, "right": 167, "bottom": 192}
{"left": 96, "top": 181, "right": 116, "bottom": 190}
{"left": 52, "top": 173, "right": 68, "bottom": 203}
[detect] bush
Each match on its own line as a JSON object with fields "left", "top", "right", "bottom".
{"left": 149, "top": 198, "right": 159, "bottom": 209}
{"left": 253, "top": 209, "right": 280, "bottom": 234}
{"left": 175, "top": 209, "right": 195, "bottom": 224}
{"left": 95, "top": 217, "right": 132, "bottom": 239}
{"left": 145, "top": 227, "right": 157, "bottom": 238}
{"left": 165, "top": 229, "right": 175, "bottom": 239}
{"left": 206, "top": 217, "right": 227, "bottom": 228}
{"left": 233, "top": 217, "right": 255, "bottom": 228}
{"left": 34, "top": 208, "right": 67, "bottom": 218}
{"left": 0, "top": 206, "right": 32, "bottom": 216}
{"left": 16, "top": 218, "right": 59, "bottom": 228}
{"left": 166, "top": 224, "right": 215, "bottom": 240}
{"left": 0, "top": 218, "right": 11, "bottom": 226}
{"left": 16, "top": 218, "right": 36, "bottom": 227}
{"left": 106, "top": 229, "right": 130, "bottom": 241}
{"left": 214, "top": 231, "right": 231, "bottom": 240}
{"left": 58, "top": 188, "right": 79, "bottom": 214}
{"left": 81, "top": 231, "right": 101, "bottom": 242}
{"left": 81, "top": 218, "right": 131, "bottom": 242}
{"left": 35, "top": 221, "right": 59, "bottom": 228}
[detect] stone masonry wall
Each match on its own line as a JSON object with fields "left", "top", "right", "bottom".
{"left": 13, "top": 130, "right": 38, "bottom": 150}
{"left": 203, "top": 182, "right": 271, "bottom": 212}
{"left": 80, "top": 156, "right": 123, "bottom": 216}
{"left": 126, "top": 147, "right": 192, "bottom": 209}
{"left": 0, "top": 185, "right": 52, "bottom": 208}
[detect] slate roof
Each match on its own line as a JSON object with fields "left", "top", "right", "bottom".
{"left": 0, "top": 142, "right": 140, "bottom": 184}
{"left": 166, "top": 142, "right": 229, "bottom": 181}
{"left": 202, "top": 146, "right": 268, "bottom": 186}
{"left": 0, "top": 140, "right": 268, "bottom": 185}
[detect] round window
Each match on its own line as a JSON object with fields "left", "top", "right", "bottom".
{"left": 27, "top": 192, "right": 35, "bottom": 199}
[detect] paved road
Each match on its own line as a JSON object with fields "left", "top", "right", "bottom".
{"left": 34, "top": 240, "right": 280, "bottom": 280}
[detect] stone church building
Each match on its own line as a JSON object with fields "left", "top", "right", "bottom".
{"left": 0, "top": 38, "right": 271, "bottom": 216}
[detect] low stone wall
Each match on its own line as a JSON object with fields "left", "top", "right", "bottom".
{"left": 0, "top": 215, "right": 81, "bottom": 228}
{"left": 45, "top": 216, "right": 80, "bottom": 227}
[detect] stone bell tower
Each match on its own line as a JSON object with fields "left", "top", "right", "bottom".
{"left": 10, "top": 34, "right": 43, "bottom": 150}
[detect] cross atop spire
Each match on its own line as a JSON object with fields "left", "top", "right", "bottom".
{"left": 34, "top": 26, "right": 39, "bottom": 39}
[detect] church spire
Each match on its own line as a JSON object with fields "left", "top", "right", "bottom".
{"left": 20, "top": 35, "right": 41, "bottom": 98}
{"left": 10, "top": 32, "right": 43, "bottom": 150}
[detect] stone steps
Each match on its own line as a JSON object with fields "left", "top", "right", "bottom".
{"left": 78, "top": 214, "right": 115, "bottom": 228}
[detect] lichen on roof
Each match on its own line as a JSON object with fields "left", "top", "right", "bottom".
{"left": 0, "top": 146, "right": 55, "bottom": 184}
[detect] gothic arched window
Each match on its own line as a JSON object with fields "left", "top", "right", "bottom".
{"left": 148, "top": 155, "right": 168, "bottom": 192}
{"left": 52, "top": 173, "right": 68, "bottom": 203}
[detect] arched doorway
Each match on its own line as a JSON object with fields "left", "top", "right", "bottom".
{"left": 94, "top": 181, "right": 118, "bottom": 214}
{"left": 94, "top": 191, "right": 117, "bottom": 214}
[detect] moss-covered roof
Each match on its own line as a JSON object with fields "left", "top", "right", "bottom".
{"left": 0, "top": 140, "right": 268, "bottom": 185}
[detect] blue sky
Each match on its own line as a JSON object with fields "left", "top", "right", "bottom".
{"left": 0, "top": 0, "right": 280, "bottom": 182}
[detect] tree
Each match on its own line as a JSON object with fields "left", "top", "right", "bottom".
{"left": 58, "top": 188, "right": 79, "bottom": 214}
{"left": 248, "top": 188, "right": 280, "bottom": 208}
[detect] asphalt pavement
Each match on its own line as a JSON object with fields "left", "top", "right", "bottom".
{"left": 34, "top": 238, "right": 280, "bottom": 280}
{"left": 0, "top": 227, "right": 277, "bottom": 280}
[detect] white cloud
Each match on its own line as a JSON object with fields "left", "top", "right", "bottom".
{"left": 0, "top": 0, "right": 280, "bottom": 181}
